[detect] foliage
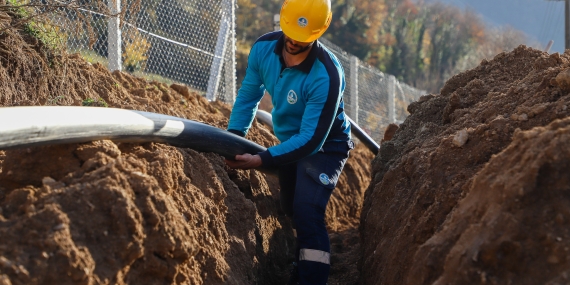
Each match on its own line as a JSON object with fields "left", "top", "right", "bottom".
{"left": 3, "top": 0, "right": 64, "bottom": 50}
{"left": 2, "top": 0, "right": 531, "bottom": 94}
{"left": 24, "top": 21, "right": 64, "bottom": 49}
{"left": 235, "top": 0, "right": 529, "bottom": 93}
{"left": 235, "top": 0, "right": 282, "bottom": 84}
{"left": 123, "top": 30, "right": 151, "bottom": 72}
{"left": 78, "top": 49, "right": 108, "bottom": 65}
{"left": 46, "top": 95, "right": 65, "bottom": 105}
{"left": 1, "top": 0, "right": 142, "bottom": 51}
{"left": 82, "top": 98, "right": 109, "bottom": 107}
{"left": 6, "top": 0, "right": 28, "bottom": 17}
{"left": 323, "top": 0, "right": 529, "bottom": 92}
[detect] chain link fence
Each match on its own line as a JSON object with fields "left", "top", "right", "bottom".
{"left": 50, "top": 0, "right": 236, "bottom": 103}
{"left": 319, "top": 38, "right": 425, "bottom": 142}
{"left": 35, "top": 0, "right": 425, "bottom": 143}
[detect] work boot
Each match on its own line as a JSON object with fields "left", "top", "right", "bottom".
{"left": 287, "top": 262, "right": 299, "bottom": 285}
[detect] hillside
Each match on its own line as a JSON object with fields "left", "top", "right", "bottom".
{"left": 430, "top": 0, "right": 563, "bottom": 53}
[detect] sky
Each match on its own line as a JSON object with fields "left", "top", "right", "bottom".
{"left": 426, "top": 0, "right": 567, "bottom": 53}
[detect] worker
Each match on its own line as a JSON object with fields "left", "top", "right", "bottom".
{"left": 224, "top": 0, "right": 352, "bottom": 284}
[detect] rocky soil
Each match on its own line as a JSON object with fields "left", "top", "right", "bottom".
{"left": 361, "top": 46, "right": 570, "bottom": 285}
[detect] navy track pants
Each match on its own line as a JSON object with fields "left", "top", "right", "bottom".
{"left": 279, "top": 140, "right": 353, "bottom": 285}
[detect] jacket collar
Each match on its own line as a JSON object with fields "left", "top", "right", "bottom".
{"left": 273, "top": 33, "right": 318, "bottom": 74}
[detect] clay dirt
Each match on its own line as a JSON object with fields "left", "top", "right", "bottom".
{"left": 0, "top": 8, "right": 372, "bottom": 285}
{"left": 1, "top": 6, "right": 570, "bottom": 285}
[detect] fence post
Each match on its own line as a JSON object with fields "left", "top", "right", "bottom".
{"left": 349, "top": 55, "right": 359, "bottom": 124}
{"left": 388, "top": 75, "right": 396, "bottom": 124}
{"left": 206, "top": 0, "right": 232, "bottom": 101}
{"left": 274, "top": 14, "right": 281, "bottom": 31}
{"left": 108, "top": 0, "right": 121, "bottom": 71}
{"left": 223, "top": 0, "right": 237, "bottom": 104}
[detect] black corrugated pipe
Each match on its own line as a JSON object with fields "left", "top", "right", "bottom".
{"left": 255, "top": 110, "right": 379, "bottom": 155}
{"left": 345, "top": 116, "right": 380, "bottom": 155}
{"left": 0, "top": 106, "right": 278, "bottom": 174}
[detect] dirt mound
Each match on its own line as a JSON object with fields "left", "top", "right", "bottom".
{"left": 361, "top": 45, "right": 570, "bottom": 284}
{"left": 0, "top": 10, "right": 373, "bottom": 285}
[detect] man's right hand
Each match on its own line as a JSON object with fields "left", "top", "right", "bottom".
{"left": 225, "top": 153, "right": 262, "bottom": 170}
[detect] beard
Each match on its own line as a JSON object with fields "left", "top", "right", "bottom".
{"left": 284, "top": 38, "right": 313, "bottom": 55}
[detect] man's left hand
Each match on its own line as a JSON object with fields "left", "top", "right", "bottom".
{"left": 225, "top": 153, "right": 262, "bottom": 170}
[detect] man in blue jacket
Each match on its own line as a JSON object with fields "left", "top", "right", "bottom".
{"left": 225, "top": 0, "right": 352, "bottom": 284}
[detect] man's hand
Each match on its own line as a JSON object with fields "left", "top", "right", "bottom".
{"left": 225, "top": 153, "right": 262, "bottom": 170}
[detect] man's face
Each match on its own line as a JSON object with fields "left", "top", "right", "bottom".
{"left": 283, "top": 35, "right": 313, "bottom": 55}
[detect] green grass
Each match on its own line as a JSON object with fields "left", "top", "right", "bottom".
{"left": 77, "top": 49, "right": 109, "bottom": 66}
{"left": 82, "top": 98, "right": 108, "bottom": 107}
{"left": 7, "top": 0, "right": 29, "bottom": 17}
{"left": 130, "top": 70, "right": 176, "bottom": 85}
{"left": 129, "top": 70, "right": 205, "bottom": 96}
{"left": 23, "top": 23, "right": 63, "bottom": 50}
{"left": 74, "top": 51, "right": 206, "bottom": 98}
{"left": 7, "top": 0, "right": 64, "bottom": 50}
{"left": 46, "top": 95, "right": 65, "bottom": 105}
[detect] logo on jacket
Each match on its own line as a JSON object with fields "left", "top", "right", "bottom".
{"left": 298, "top": 17, "right": 308, "bottom": 28}
{"left": 319, "top": 173, "right": 330, "bottom": 185}
{"left": 287, "top": 90, "right": 298, "bottom": 104}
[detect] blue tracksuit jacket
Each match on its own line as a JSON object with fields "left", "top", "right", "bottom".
{"left": 228, "top": 31, "right": 351, "bottom": 167}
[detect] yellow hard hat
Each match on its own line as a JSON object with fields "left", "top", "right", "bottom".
{"left": 279, "top": 0, "right": 332, "bottom": 43}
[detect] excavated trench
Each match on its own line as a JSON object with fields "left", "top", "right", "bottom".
{"left": 0, "top": 10, "right": 372, "bottom": 285}
{"left": 2, "top": 8, "right": 570, "bottom": 285}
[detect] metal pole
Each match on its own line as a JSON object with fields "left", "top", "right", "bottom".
{"left": 274, "top": 14, "right": 281, "bottom": 31}
{"left": 206, "top": 0, "right": 231, "bottom": 101}
{"left": 388, "top": 75, "right": 396, "bottom": 124}
{"left": 545, "top": 40, "right": 554, "bottom": 52}
{"left": 108, "top": 0, "right": 121, "bottom": 71}
{"left": 346, "top": 116, "right": 379, "bottom": 155}
{"left": 566, "top": 0, "right": 569, "bottom": 50}
{"left": 255, "top": 110, "right": 379, "bottom": 155}
{"left": 349, "top": 55, "right": 359, "bottom": 124}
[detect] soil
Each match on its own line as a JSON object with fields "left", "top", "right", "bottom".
{"left": 361, "top": 46, "right": 570, "bottom": 285}
{"left": 0, "top": 10, "right": 373, "bottom": 285}
{"left": 3, "top": 7, "right": 570, "bottom": 285}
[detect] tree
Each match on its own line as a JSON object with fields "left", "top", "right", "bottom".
{"left": 234, "top": 0, "right": 530, "bottom": 93}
